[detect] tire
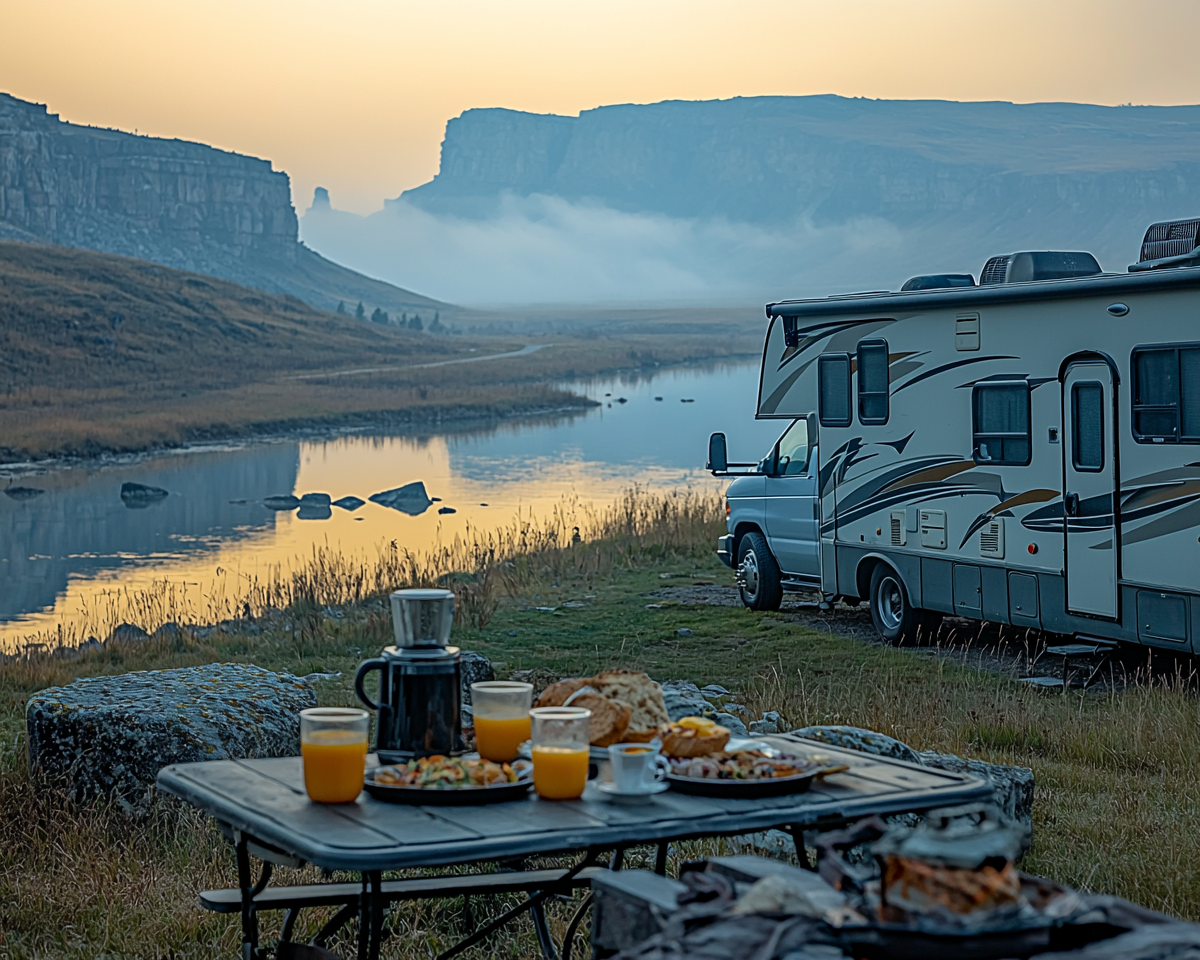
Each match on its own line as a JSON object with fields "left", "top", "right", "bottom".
{"left": 868, "top": 564, "right": 937, "bottom": 646}
{"left": 737, "top": 531, "right": 783, "bottom": 611}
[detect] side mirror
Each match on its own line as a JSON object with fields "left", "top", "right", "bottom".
{"left": 707, "top": 433, "right": 728, "bottom": 473}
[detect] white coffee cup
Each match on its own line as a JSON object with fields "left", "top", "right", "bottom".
{"left": 608, "top": 741, "right": 668, "bottom": 793}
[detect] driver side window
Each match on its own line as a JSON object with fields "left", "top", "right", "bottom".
{"left": 776, "top": 419, "right": 809, "bottom": 476}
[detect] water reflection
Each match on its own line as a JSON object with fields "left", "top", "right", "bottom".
{"left": 0, "top": 362, "right": 785, "bottom": 645}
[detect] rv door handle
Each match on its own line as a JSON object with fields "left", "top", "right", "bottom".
{"left": 1064, "top": 493, "right": 1080, "bottom": 517}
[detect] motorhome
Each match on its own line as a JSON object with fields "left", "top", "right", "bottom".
{"left": 710, "top": 218, "right": 1200, "bottom": 651}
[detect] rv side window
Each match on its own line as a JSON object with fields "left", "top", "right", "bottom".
{"left": 972, "top": 381, "right": 1031, "bottom": 465}
{"left": 857, "top": 339, "right": 889, "bottom": 424}
{"left": 1071, "top": 382, "right": 1105, "bottom": 471}
{"left": 818, "top": 354, "right": 852, "bottom": 427}
{"left": 1131, "top": 344, "right": 1200, "bottom": 442}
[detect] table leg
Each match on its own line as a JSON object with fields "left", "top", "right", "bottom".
{"left": 356, "top": 871, "right": 384, "bottom": 960}
{"left": 653, "top": 842, "right": 669, "bottom": 876}
{"left": 234, "top": 831, "right": 272, "bottom": 960}
{"left": 560, "top": 893, "right": 593, "bottom": 960}
{"left": 530, "top": 901, "right": 558, "bottom": 960}
{"left": 790, "top": 826, "right": 816, "bottom": 871}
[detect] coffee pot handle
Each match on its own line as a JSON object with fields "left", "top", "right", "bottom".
{"left": 354, "top": 658, "right": 386, "bottom": 711}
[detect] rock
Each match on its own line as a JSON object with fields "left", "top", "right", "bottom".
{"left": 713, "top": 712, "right": 748, "bottom": 737}
{"left": 918, "top": 751, "right": 1035, "bottom": 829}
{"left": 749, "top": 711, "right": 783, "bottom": 735}
{"left": 676, "top": 628, "right": 693, "bottom": 637}
{"left": 789, "top": 725, "right": 922, "bottom": 765}
{"left": 369, "top": 481, "right": 433, "bottom": 516}
{"left": 700, "top": 684, "right": 731, "bottom": 698}
{"left": 438, "top": 506, "right": 457, "bottom": 515}
{"left": 299, "top": 492, "right": 331, "bottom": 506}
{"left": 108, "top": 622, "right": 150, "bottom": 645}
{"left": 120, "top": 482, "right": 169, "bottom": 508}
{"left": 297, "top": 499, "right": 332, "bottom": 520}
{"left": 333, "top": 496, "right": 365, "bottom": 511}
{"left": 26, "top": 663, "right": 316, "bottom": 810}
{"left": 4, "top": 486, "right": 44, "bottom": 501}
{"left": 660, "top": 680, "right": 718, "bottom": 722}
{"left": 263, "top": 495, "right": 300, "bottom": 510}
{"left": 460, "top": 651, "right": 495, "bottom": 707}
{"left": 76, "top": 638, "right": 102, "bottom": 655}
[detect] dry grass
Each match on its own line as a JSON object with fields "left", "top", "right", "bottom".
{"left": 5, "top": 486, "right": 1200, "bottom": 957}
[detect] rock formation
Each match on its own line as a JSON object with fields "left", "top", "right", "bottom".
{"left": 400, "top": 95, "right": 1200, "bottom": 266}
{"left": 0, "top": 93, "right": 453, "bottom": 316}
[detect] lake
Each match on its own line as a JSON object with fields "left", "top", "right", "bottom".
{"left": 0, "top": 362, "right": 786, "bottom": 648}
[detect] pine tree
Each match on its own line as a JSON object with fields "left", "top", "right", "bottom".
{"left": 355, "top": 302, "right": 366, "bottom": 320}
{"left": 336, "top": 301, "right": 346, "bottom": 314}
{"left": 409, "top": 314, "right": 423, "bottom": 332}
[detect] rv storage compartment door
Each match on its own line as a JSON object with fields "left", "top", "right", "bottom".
{"left": 1062, "top": 360, "right": 1119, "bottom": 620}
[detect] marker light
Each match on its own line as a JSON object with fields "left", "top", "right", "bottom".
{"left": 1027, "top": 543, "right": 1038, "bottom": 555}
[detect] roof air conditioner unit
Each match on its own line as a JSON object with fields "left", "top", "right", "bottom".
{"left": 1129, "top": 218, "right": 1200, "bottom": 272}
{"left": 979, "top": 252, "right": 1102, "bottom": 284}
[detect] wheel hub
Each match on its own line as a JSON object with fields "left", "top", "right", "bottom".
{"left": 877, "top": 575, "right": 904, "bottom": 630}
{"left": 739, "top": 551, "right": 760, "bottom": 596}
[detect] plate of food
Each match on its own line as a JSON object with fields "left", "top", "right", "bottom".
{"left": 660, "top": 717, "right": 849, "bottom": 798}
{"left": 365, "top": 755, "right": 534, "bottom": 805}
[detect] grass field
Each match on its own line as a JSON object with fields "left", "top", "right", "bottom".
{"left": 0, "top": 242, "right": 763, "bottom": 462}
{"left": 2, "top": 488, "right": 1200, "bottom": 958}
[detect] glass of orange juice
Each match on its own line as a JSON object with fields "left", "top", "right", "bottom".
{"left": 471, "top": 681, "right": 533, "bottom": 762}
{"left": 300, "top": 708, "right": 370, "bottom": 803}
{"left": 530, "top": 706, "right": 591, "bottom": 800}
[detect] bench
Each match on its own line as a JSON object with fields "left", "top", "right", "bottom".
{"left": 200, "top": 865, "right": 607, "bottom": 956}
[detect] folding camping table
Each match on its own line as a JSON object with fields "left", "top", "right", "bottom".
{"left": 157, "top": 735, "right": 993, "bottom": 960}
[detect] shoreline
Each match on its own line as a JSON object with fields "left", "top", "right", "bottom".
{"left": 0, "top": 396, "right": 601, "bottom": 476}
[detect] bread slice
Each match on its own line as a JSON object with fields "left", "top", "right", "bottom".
{"left": 659, "top": 717, "right": 730, "bottom": 757}
{"left": 535, "top": 677, "right": 595, "bottom": 708}
{"left": 571, "top": 693, "right": 632, "bottom": 747}
{"left": 592, "top": 669, "right": 670, "bottom": 742}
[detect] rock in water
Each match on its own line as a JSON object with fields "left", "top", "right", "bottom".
{"left": 333, "top": 496, "right": 365, "bottom": 511}
{"left": 438, "top": 506, "right": 457, "bottom": 515}
{"left": 299, "top": 492, "right": 331, "bottom": 506}
{"left": 297, "top": 498, "right": 332, "bottom": 520}
{"left": 4, "top": 486, "right": 44, "bottom": 501}
{"left": 369, "top": 481, "right": 433, "bottom": 516}
{"left": 26, "top": 663, "right": 316, "bottom": 811}
{"left": 263, "top": 494, "right": 300, "bottom": 510}
{"left": 120, "top": 482, "right": 169, "bottom": 508}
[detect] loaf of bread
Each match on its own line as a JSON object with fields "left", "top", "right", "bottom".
{"left": 570, "top": 693, "right": 633, "bottom": 747}
{"left": 592, "top": 669, "right": 670, "bottom": 743}
{"left": 659, "top": 716, "right": 731, "bottom": 758}
{"left": 534, "top": 677, "right": 595, "bottom": 708}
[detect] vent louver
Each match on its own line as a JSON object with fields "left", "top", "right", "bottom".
{"left": 1135, "top": 218, "right": 1200, "bottom": 268}
{"left": 979, "top": 256, "right": 1010, "bottom": 285}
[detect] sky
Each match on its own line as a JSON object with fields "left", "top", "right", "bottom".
{"left": 6, "top": 0, "right": 1200, "bottom": 216}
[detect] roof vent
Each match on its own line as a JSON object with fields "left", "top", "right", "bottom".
{"left": 979, "top": 252, "right": 1101, "bottom": 284}
{"left": 901, "top": 274, "right": 976, "bottom": 292}
{"left": 1129, "top": 218, "right": 1200, "bottom": 272}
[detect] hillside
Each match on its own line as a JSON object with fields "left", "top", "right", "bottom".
{"left": 0, "top": 93, "right": 458, "bottom": 318}
{"left": 0, "top": 242, "right": 762, "bottom": 461}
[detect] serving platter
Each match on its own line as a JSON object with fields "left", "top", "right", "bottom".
{"left": 364, "top": 759, "right": 534, "bottom": 805}
{"left": 665, "top": 762, "right": 848, "bottom": 799}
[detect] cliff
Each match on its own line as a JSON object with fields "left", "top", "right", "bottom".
{"left": 400, "top": 96, "right": 1200, "bottom": 265}
{"left": 0, "top": 93, "right": 453, "bottom": 317}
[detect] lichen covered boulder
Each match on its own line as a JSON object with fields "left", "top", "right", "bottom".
{"left": 26, "top": 663, "right": 316, "bottom": 810}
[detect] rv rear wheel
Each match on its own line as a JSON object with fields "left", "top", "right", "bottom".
{"left": 737, "top": 531, "right": 783, "bottom": 612}
{"left": 868, "top": 564, "right": 935, "bottom": 646}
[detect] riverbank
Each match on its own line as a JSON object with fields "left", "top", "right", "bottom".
{"left": 0, "top": 240, "right": 762, "bottom": 462}
{"left": 2, "top": 487, "right": 1200, "bottom": 958}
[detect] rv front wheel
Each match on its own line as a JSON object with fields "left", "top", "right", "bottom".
{"left": 736, "top": 532, "right": 783, "bottom": 611}
{"left": 868, "top": 564, "right": 927, "bottom": 646}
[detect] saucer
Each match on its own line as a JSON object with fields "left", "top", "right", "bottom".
{"left": 594, "top": 781, "right": 669, "bottom": 803}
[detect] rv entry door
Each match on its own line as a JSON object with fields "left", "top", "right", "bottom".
{"left": 1061, "top": 359, "right": 1119, "bottom": 620}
